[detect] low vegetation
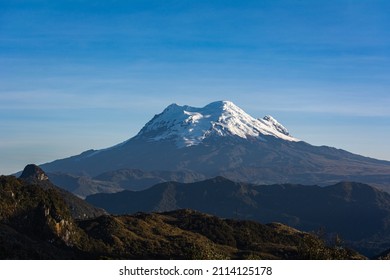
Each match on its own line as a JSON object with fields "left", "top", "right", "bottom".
{"left": 0, "top": 175, "right": 365, "bottom": 260}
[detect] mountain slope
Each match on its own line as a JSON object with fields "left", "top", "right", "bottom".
{"left": 47, "top": 169, "right": 206, "bottom": 198}
{"left": 19, "top": 164, "right": 106, "bottom": 219}
{"left": 0, "top": 174, "right": 363, "bottom": 259}
{"left": 39, "top": 101, "right": 390, "bottom": 194}
{"left": 0, "top": 174, "right": 87, "bottom": 257}
{"left": 86, "top": 177, "right": 390, "bottom": 257}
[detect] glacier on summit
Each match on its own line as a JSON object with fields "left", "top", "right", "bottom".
{"left": 39, "top": 99, "right": 390, "bottom": 196}
{"left": 135, "top": 101, "right": 299, "bottom": 147}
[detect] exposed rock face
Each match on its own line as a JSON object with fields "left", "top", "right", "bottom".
{"left": 0, "top": 175, "right": 80, "bottom": 248}
{"left": 18, "top": 164, "right": 106, "bottom": 220}
{"left": 20, "top": 164, "right": 49, "bottom": 182}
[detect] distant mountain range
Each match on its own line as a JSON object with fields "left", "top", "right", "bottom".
{"left": 86, "top": 177, "right": 390, "bottom": 257}
{"left": 1, "top": 165, "right": 364, "bottom": 260}
{"left": 38, "top": 101, "right": 390, "bottom": 197}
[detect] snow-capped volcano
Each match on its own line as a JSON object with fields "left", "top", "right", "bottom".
{"left": 136, "top": 101, "right": 298, "bottom": 147}
{"left": 40, "top": 100, "right": 390, "bottom": 198}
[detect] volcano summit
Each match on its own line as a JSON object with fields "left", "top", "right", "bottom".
{"left": 40, "top": 101, "right": 390, "bottom": 196}
{"left": 135, "top": 101, "right": 298, "bottom": 147}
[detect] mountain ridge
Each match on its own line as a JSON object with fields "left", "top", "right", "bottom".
{"left": 1, "top": 170, "right": 363, "bottom": 259}
{"left": 39, "top": 101, "right": 390, "bottom": 196}
{"left": 85, "top": 177, "right": 390, "bottom": 257}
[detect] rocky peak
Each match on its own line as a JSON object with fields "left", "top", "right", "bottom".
{"left": 20, "top": 164, "right": 49, "bottom": 182}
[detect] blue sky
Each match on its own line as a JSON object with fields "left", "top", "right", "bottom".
{"left": 1, "top": 0, "right": 389, "bottom": 174}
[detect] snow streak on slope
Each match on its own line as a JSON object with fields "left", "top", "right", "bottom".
{"left": 136, "top": 101, "right": 299, "bottom": 147}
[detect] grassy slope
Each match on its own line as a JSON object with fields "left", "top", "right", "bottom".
{"left": 0, "top": 175, "right": 365, "bottom": 260}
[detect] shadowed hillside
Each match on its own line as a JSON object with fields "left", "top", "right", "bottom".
{"left": 86, "top": 177, "right": 390, "bottom": 256}
{"left": 0, "top": 172, "right": 363, "bottom": 260}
